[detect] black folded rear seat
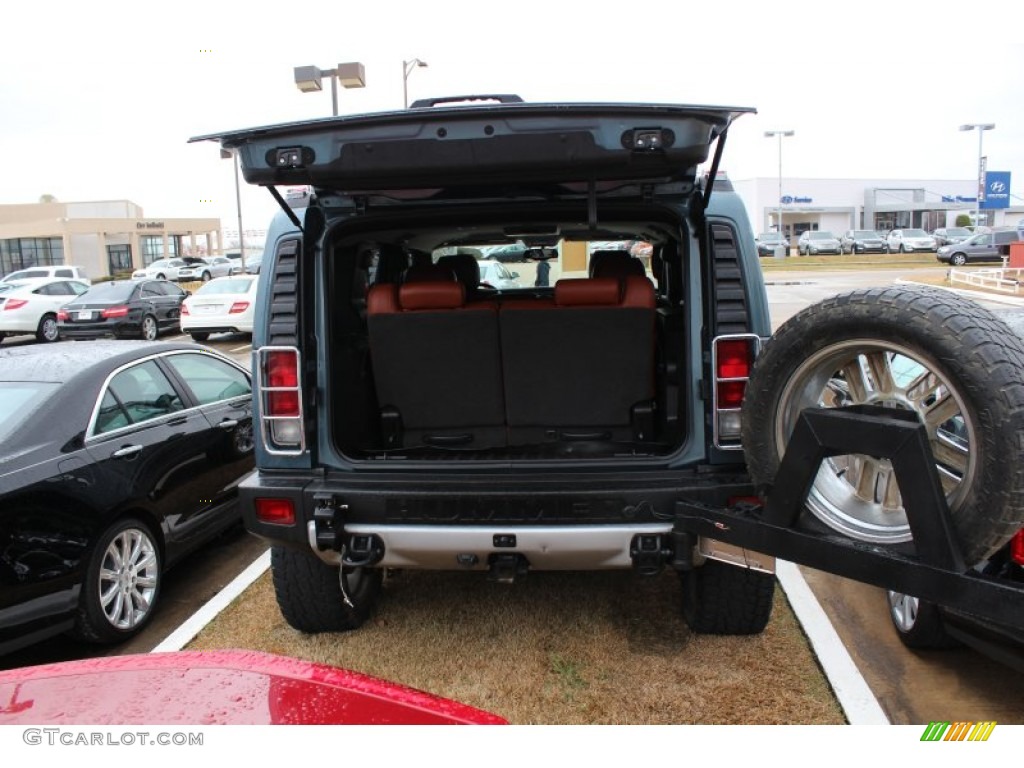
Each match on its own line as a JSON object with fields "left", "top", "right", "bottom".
{"left": 499, "top": 276, "right": 657, "bottom": 445}
{"left": 367, "top": 280, "right": 506, "bottom": 449}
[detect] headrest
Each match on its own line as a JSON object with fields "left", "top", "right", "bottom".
{"left": 403, "top": 263, "right": 456, "bottom": 283}
{"left": 555, "top": 278, "right": 621, "bottom": 307}
{"left": 588, "top": 249, "right": 633, "bottom": 278}
{"left": 367, "top": 283, "right": 399, "bottom": 315}
{"left": 593, "top": 255, "right": 646, "bottom": 279}
{"left": 399, "top": 281, "right": 465, "bottom": 311}
{"left": 437, "top": 253, "right": 481, "bottom": 292}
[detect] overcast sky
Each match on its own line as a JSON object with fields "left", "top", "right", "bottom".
{"left": 3, "top": 1, "right": 1022, "bottom": 239}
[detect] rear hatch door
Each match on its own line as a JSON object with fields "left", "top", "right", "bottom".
{"left": 190, "top": 100, "right": 753, "bottom": 202}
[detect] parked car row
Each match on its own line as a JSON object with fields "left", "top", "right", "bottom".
{"left": 757, "top": 225, "right": 1024, "bottom": 260}
{"left": 0, "top": 275, "right": 257, "bottom": 345}
{"left": 131, "top": 256, "right": 241, "bottom": 282}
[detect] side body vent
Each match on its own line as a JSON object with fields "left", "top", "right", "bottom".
{"left": 267, "top": 238, "right": 301, "bottom": 347}
{"left": 709, "top": 222, "right": 750, "bottom": 335}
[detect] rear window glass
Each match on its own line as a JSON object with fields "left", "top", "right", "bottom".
{"left": 80, "top": 282, "right": 136, "bottom": 301}
{"left": 0, "top": 382, "right": 61, "bottom": 443}
{"left": 194, "top": 277, "right": 255, "bottom": 295}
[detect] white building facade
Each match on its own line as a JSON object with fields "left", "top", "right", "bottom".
{"left": 732, "top": 177, "right": 1024, "bottom": 243}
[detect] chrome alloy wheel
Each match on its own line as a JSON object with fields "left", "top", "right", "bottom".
{"left": 774, "top": 340, "right": 975, "bottom": 543}
{"left": 97, "top": 527, "right": 159, "bottom": 630}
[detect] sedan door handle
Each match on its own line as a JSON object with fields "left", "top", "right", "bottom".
{"left": 217, "top": 419, "right": 239, "bottom": 429}
{"left": 112, "top": 444, "right": 143, "bottom": 458}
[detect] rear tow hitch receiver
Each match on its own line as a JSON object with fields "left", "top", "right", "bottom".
{"left": 487, "top": 553, "right": 529, "bottom": 583}
{"left": 341, "top": 534, "right": 385, "bottom": 568}
{"left": 630, "top": 533, "right": 672, "bottom": 576}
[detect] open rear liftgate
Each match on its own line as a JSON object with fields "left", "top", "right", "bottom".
{"left": 673, "top": 405, "right": 1024, "bottom": 632}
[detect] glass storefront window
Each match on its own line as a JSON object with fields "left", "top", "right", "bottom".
{"left": 0, "top": 238, "right": 64, "bottom": 278}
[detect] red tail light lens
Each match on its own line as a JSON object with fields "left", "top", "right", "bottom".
{"left": 101, "top": 305, "right": 129, "bottom": 318}
{"left": 268, "top": 391, "right": 300, "bottom": 417}
{"left": 266, "top": 350, "right": 298, "bottom": 387}
{"left": 717, "top": 381, "right": 747, "bottom": 409}
{"left": 57, "top": 309, "right": 69, "bottom": 321}
{"left": 229, "top": 301, "right": 250, "bottom": 314}
{"left": 181, "top": 304, "right": 190, "bottom": 316}
{"left": 3, "top": 298, "right": 28, "bottom": 311}
{"left": 1011, "top": 529, "right": 1024, "bottom": 566}
{"left": 717, "top": 339, "right": 752, "bottom": 379}
{"left": 255, "top": 498, "right": 295, "bottom": 525}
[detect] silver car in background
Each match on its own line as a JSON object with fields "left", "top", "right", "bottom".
{"left": 886, "top": 228, "right": 936, "bottom": 253}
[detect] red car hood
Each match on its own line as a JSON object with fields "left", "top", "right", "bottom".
{"left": 0, "top": 650, "right": 507, "bottom": 725}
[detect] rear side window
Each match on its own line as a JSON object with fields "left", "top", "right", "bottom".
{"left": 97, "top": 360, "right": 185, "bottom": 433}
{"left": 164, "top": 353, "right": 251, "bottom": 405}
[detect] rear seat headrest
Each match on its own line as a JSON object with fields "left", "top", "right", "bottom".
{"left": 588, "top": 249, "right": 633, "bottom": 278}
{"left": 555, "top": 278, "right": 621, "bottom": 307}
{"left": 593, "top": 255, "right": 646, "bottom": 279}
{"left": 404, "top": 263, "right": 456, "bottom": 283}
{"left": 399, "top": 281, "right": 465, "bottom": 311}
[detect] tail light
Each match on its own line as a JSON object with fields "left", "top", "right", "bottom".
{"left": 255, "top": 498, "right": 296, "bottom": 526}
{"left": 181, "top": 304, "right": 190, "bottom": 316}
{"left": 3, "top": 298, "right": 27, "bottom": 311}
{"left": 712, "top": 334, "right": 760, "bottom": 449}
{"left": 229, "top": 301, "right": 250, "bottom": 314}
{"left": 258, "top": 346, "right": 305, "bottom": 454}
{"left": 57, "top": 309, "right": 69, "bottom": 320}
{"left": 1011, "top": 529, "right": 1024, "bottom": 566}
{"left": 101, "top": 305, "right": 129, "bottom": 318}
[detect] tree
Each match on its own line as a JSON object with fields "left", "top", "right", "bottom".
{"left": 38, "top": 194, "right": 58, "bottom": 204}
{"left": 955, "top": 214, "right": 972, "bottom": 228}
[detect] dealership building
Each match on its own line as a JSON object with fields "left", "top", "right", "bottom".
{"left": 0, "top": 200, "right": 223, "bottom": 280}
{"left": 731, "top": 174, "right": 1023, "bottom": 241}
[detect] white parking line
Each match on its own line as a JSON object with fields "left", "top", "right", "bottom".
{"left": 775, "top": 560, "right": 889, "bottom": 724}
{"left": 150, "top": 549, "right": 270, "bottom": 654}
{"left": 230, "top": 343, "right": 252, "bottom": 353}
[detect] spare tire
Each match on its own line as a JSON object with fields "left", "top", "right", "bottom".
{"left": 742, "top": 286, "right": 1024, "bottom": 565}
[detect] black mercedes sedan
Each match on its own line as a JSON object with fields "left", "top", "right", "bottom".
{"left": 57, "top": 279, "right": 187, "bottom": 341}
{"left": 0, "top": 341, "right": 254, "bottom": 655}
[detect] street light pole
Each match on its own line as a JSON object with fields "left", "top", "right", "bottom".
{"left": 402, "top": 58, "right": 428, "bottom": 109}
{"left": 960, "top": 123, "right": 995, "bottom": 229}
{"left": 764, "top": 130, "right": 795, "bottom": 252}
{"left": 294, "top": 62, "right": 366, "bottom": 116}
{"left": 220, "top": 148, "right": 245, "bottom": 270}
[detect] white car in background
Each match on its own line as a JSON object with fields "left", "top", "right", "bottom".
{"left": 179, "top": 274, "right": 258, "bottom": 341}
{"left": 478, "top": 260, "right": 522, "bottom": 290}
{"left": 1, "top": 265, "right": 91, "bottom": 285}
{"left": 886, "top": 228, "right": 937, "bottom": 253}
{"left": 131, "top": 258, "right": 189, "bottom": 281}
{"left": 176, "top": 256, "right": 240, "bottom": 282}
{"left": 0, "top": 278, "right": 90, "bottom": 343}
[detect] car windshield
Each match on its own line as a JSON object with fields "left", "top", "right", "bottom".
{"left": 758, "top": 233, "right": 784, "bottom": 242}
{"left": 0, "top": 381, "right": 61, "bottom": 444}
{"left": 903, "top": 229, "right": 928, "bottom": 237}
{"left": 194, "top": 277, "right": 255, "bottom": 295}
{"left": 947, "top": 228, "right": 970, "bottom": 237}
{"left": 853, "top": 231, "right": 877, "bottom": 238}
{"left": 809, "top": 232, "right": 836, "bottom": 240}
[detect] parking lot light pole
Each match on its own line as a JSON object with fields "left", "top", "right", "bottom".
{"left": 764, "top": 130, "right": 795, "bottom": 253}
{"left": 403, "top": 58, "right": 428, "bottom": 108}
{"left": 294, "top": 62, "right": 366, "bottom": 116}
{"left": 220, "top": 148, "right": 245, "bottom": 270}
{"left": 959, "top": 123, "right": 995, "bottom": 229}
